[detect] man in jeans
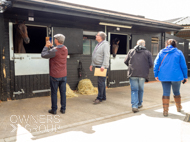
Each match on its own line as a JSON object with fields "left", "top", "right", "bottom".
{"left": 124, "top": 39, "right": 153, "bottom": 113}
{"left": 41, "top": 34, "right": 68, "bottom": 114}
{"left": 89, "top": 31, "right": 110, "bottom": 104}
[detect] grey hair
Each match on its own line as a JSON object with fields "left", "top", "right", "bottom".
{"left": 54, "top": 34, "right": 65, "bottom": 44}
{"left": 137, "top": 39, "right": 145, "bottom": 46}
{"left": 98, "top": 31, "right": 107, "bottom": 40}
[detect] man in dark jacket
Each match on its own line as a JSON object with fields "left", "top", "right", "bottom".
{"left": 124, "top": 39, "right": 153, "bottom": 113}
{"left": 41, "top": 34, "right": 68, "bottom": 115}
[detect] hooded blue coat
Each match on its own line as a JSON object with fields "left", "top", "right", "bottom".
{"left": 154, "top": 45, "right": 188, "bottom": 81}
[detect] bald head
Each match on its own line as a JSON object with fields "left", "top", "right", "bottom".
{"left": 137, "top": 39, "right": 145, "bottom": 47}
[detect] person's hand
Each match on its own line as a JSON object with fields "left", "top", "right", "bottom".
{"left": 183, "top": 78, "right": 188, "bottom": 84}
{"left": 100, "top": 67, "right": 104, "bottom": 72}
{"left": 155, "top": 77, "right": 159, "bottom": 81}
{"left": 89, "top": 65, "right": 93, "bottom": 71}
{"left": 45, "top": 41, "right": 53, "bottom": 48}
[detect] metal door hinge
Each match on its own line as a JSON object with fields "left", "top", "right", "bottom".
{"left": 13, "top": 89, "right": 25, "bottom": 97}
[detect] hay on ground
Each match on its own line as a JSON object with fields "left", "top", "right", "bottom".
{"left": 57, "top": 83, "right": 78, "bottom": 98}
{"left": 77, "top": 79, "right": 98, "bottom": 95}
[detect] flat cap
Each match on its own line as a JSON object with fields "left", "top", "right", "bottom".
{"left": 54, "top": 34, "right": 65, "bottom": 43}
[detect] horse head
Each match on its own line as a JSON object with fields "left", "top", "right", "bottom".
{"left": 17, "top": 23, "right": 30, "bottom": 44}
{"left": 112, "top": 38, "right": 120, "bottom": 58}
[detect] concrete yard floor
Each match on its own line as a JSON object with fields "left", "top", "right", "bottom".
{"left": 0, "top": 80, "right": 190, "bottom": 142}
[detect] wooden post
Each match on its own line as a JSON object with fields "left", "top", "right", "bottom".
{"left": 0, "top": 14, "right": 11, "bottom": 101}
{"left": 0, "top": 14, "right": 4, "bottom": 101}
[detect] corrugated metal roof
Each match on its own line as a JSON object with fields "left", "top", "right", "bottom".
{"left": 166, "top": 16, "right": 190, "bottom": 25}
{"left": 165, "top": 17, "right": 182, "bottom": 23}
{"left": 174, "top": 16, "right": 190, "bottom": 25}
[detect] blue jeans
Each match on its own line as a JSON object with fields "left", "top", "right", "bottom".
{"left": 96, "top": 76, "right": 106, "bottom": 101}
{"left": 130, "top": 77, "right": 145, "bottom": 108}
{"left": 50, "top": 76, "right": 67, "bottom": 111}
{"left": 161, "top": 81, "right": 181, "bottom": 96}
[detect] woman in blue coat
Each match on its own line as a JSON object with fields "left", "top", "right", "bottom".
{"left": 154, "top": 39, "right": 188, "bottom": 117}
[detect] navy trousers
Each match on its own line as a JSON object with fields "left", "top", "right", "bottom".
{"left": 50, "top": 76, "right": 67, "bottom": 111}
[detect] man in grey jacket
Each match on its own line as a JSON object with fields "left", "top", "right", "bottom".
{"left": 89, "top": 31, "right": 110, "bottom": 104}
{"left": 124, "top": 39, "right": 153, "bottom": 113}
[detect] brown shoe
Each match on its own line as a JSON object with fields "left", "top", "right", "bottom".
{"left": 93, "top": 99, "right": 105, "bottom": 102}
{"left": 132, "top": 108, "right": 139, "bottom": 113}
{"left": 93, "top": 99, "right": 101, "bottom": 104}
{"left": 93, "top": 99, "right": 98, "bottom": 102}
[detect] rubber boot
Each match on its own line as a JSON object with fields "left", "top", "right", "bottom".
{"left": 162, "top": 96, "right": 170, "bottom": 117}
{"left": 174, "top": 95, "right": 182, "bottom": 112}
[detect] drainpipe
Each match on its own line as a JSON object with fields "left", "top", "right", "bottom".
{"left": 105, "top": 25, "right": 107, "bottom": 37}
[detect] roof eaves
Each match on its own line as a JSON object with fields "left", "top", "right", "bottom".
{"left": 13, "top": 0, "right": 184, "bottom": 30}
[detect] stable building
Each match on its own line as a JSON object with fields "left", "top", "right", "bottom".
{"left": 0, "top": 0, "right": 188, "bottom": 101}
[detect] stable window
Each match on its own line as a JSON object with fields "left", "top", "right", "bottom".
{"left": 83, "top": 36, "right": 98, "bottom": 55}
{"left": 110, "top": 34, "right": 127, "bottom": 55}
{"left": 13, "top": 25, "right": 47, "bottom": 53}
{"left": 151, "top": 37, "right": 159, "bottom": 55}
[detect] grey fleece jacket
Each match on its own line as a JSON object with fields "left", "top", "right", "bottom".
{"left": 91, "top": 40, "right": 110, "bottom": 68}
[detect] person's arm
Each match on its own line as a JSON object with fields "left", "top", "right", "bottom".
{"left": 89, "top": 65, "right": 93, "bottom": 71}
{"left": 101, "top": 42, "right": 110, "bottom": 69}
{"left": 41, "top": 46, "right": 57, "bottom": 59}
{"left": 41, "top": 41, "right": 57, "bottom": 59}
{"left": 124, "top": 50, "right": 131, "bottom": 66}
{"left": 153, "top": 52, "right": 161, "bottom": 78}
{"left": 148, "top": 51, "right": 153, "bottom": 68}
{"left": 180, "top": 51, "right": 188, "bottom": 79}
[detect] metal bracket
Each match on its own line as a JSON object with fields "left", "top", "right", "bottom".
{"left": 13, "top": 89, "right": 25, "bottom": 97}
{"left": 119, "top": 81, "right": 130, "bottom": 84}
{"left": 32, "top": 89, "right": 51, "bottom": 94}
{"left": 109, "top": 80, "right": 116, "bottom": 86}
